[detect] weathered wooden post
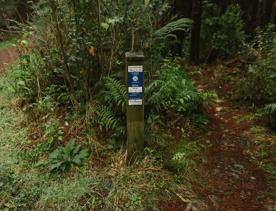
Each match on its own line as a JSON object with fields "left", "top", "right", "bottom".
{"left": 125, "top": 52, "right": 144, "bottom": 164}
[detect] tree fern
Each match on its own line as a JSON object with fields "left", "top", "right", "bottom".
{"left": 104, "top": 77, "right": 127, "bottom": 112}
{"left": 154, "top": 18, "right": 192, "bottom": 41}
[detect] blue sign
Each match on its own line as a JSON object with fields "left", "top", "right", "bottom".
{"left": 128, "top": 66, "right": 143, "bottom": 105}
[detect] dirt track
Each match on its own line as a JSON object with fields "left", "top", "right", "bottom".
{"left": 191, "top": 66, "right": 274, "bottom": 210}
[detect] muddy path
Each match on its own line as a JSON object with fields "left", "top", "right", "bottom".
{"left": 0, "top": 46, "right": 18, "bottom": 74}
{"left": 191, "top": 66, "right": 274, "bottom": 210}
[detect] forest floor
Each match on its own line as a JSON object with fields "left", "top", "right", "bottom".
{"left": 0, "top": 44, "right": 275, "bottom": 210}
{"left": 190, "top": 64, "right": 276, "bottom": 210}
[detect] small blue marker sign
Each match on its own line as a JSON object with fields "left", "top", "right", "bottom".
{"left": 128, "top": 65, "right": 143, "bottom": 105}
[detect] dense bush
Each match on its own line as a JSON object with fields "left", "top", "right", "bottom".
{"left": 236, "top": 25, "right": 276, "bottom": 104}
{"left": 87, "top": 62, "right": 213, "bottom": 142}
{"left": 236, "top": 59, "right": 276, "bottom": 104}
{"left": 14, "top": 0, "right": 192, "bottom": 110}
{"left": 201, "top": 4, "right": 246, "bottom": 61}
{"left": 145, "top": 62, "right": 213, "bottom": 113}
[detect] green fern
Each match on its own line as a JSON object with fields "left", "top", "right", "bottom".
{"left": 104, "top": 77, "right": 127, "bottom": 112}
{"left": 258, "top": 103, "right": 276, "bottom": 116}
{"left": 145, "top": 62, "right": 206, "bottom": 113}
{"left": 145, "top": 79, "right": 171, "bottom": 111}
{"left": 90, "top": 104, "right": 121, "bottom": 131}
{"left": 91, "top": 104, "right": 125, "bottom": 136}
{"left": 154, "top": 18, "right": 192, "bottom": 41}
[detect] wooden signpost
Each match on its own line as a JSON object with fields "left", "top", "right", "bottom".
{"left": 125, "top": 52, "right": 145, "bottom": 164}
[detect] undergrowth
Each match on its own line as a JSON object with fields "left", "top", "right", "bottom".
{"left": 0, "top": 66, "right": 201, "bottom": 210}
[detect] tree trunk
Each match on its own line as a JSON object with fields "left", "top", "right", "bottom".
{"left": 247, "top": 0, "right": 259, "bottom": 33}
{"left": 273, "top": 1, "right": 276, "bottom": 24}
{"left": 189, "top": 0, "right": 202, "bottom": 65}
{"left": 261, "top": 0, "right": 274, "bottom": 26}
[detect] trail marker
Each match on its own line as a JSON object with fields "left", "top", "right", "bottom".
{"left": 125, "top": 52, "right": 144, "bottom": 164}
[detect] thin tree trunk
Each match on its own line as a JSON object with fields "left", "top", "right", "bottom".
{"left": 189, "top": 0, "right": 202, "bottom": 65}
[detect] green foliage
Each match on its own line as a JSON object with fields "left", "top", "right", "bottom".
{"left": 87, "top": 77, "right": 127, "bottom": 140}
{"left": 236, "top": 60, "right": 276, "bottom": 103}
{"left": 13, "top": 0, "right": 172, "bottom": 111}
{"left": 0, "top": 39, "right": 16, "bottom": 49}
{"left": 48, "top": 139, "right": 90, "bottom": 173}
{"left": 145, "top": 62, "right": 207, "bottom": 114}
{"left": 103, "top": 77, "right": 127, "bottom": 112}
{"left": 167, "top": 139, "right": 203, "bottom": 173}
{"left": 34, "top": 95, "right": 58, "bottom": 114}
{"left": 236, "top": 25, "right": 276, "bottom": 105}
{"left": 90, "top": 104, "right": 125, "bottom": 135}
{"left": 43, "top": 120, "right": 64, "bottom": 148}
{"left": 202, "top": 4, "right": 246, "bottom": 59}
{"left": 11, "top": 53, "right": 47, "bottom": 103}
{"left": 88, "top": 61, "right": 213, "bottom": 142}
{"left": 1, "top": 68, "right": 181, "bottom": 211}
{"left": 154, "top": 18, "right": 192, "bottom": 41}
{"left": 257, "top": 103, "right": 276, "bottom": 130}
{"left": 254, "top": 142, "right": 276, "bottom": 180}
{"left": 253, "top": 24, "right": 276, "bottom": 57}
{"left": 21, "top": 120, "right": 64, "bottom": 162}
{"left": 0, "top": 165, "right": 18, "bottom": 205}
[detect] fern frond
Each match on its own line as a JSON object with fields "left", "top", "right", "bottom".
{"left": 154, "top": 18, "right": 192, "bottom": 41}
{"left": 146, "top": 80, "right": 172, "bottom": 110}
{"left": 104, "top": 77, "right": 127, "bottom": 112}
{"left": 258, "top": 103, "right": 276, "bottom": 116}
{"left": 91, "top": 104, "right": 120, "bottom": 131}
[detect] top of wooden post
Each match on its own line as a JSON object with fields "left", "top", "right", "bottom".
{"left": 125, "top": 51, "right": 145, "bottom": 61}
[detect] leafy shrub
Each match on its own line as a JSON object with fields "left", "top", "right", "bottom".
{"left": 34, "top": 96, "right": 58, "bottom": 114}
{"left": 43, "top": 120, "right": 64, "bottom": 148}
{"left": 202, "top": 4, "right": 246, "bottom": 59}
{"left": 48, "top": 139, "right": 90, "bottom": 173}
{"left": 14, "top": 0, "right": 173, "bottom": 111}
{"left": 153, "top": 18, "right": 192, "bottom": 57}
